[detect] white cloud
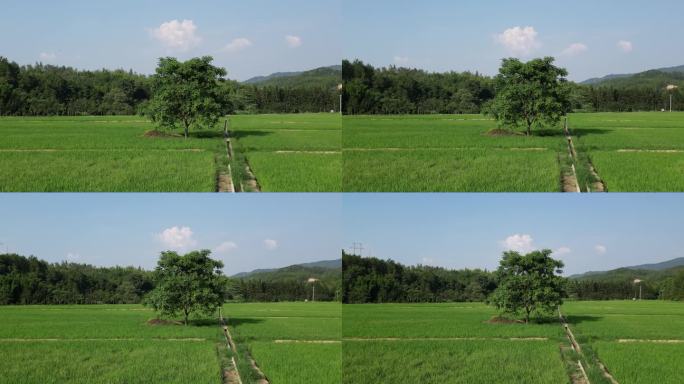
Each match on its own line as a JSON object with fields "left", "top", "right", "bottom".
{"left": 39, "top": 52, "right": 57, "bottom": 61}
{"left": 223, "top": 38, "right": 252, "bottom": 53}
{"left": 264, "top": 239, "right": 278, "bottom": 250}
{"left": 393, "top": 56, "right": 409, "bottom": 65}
{"left": 617, "top": 40, "right": 633, "bottom": 53}
{"left": 151, "top": 19, "right": 201, "bottom": 51}
{"left": 495, "top": 26, "right": 540, "bottom": 56}
{"left": 214, "top": 241, "right": 238, "bottom": 254}
{"left": 560, "top": 43, "right": 588, "bottom": 57}
{"left": 555, "top": 247, "right": 572, "bottom": 256}
{"left": 285, "top": 35, "right": 302, "bottom": 48}
{"left": 156, "top": 226, "right": 197, "bottom": 250}
{"left": 594, "top": 244, "right": 607, "bottom": 254}
{"left": 66, "top": 252, "right": 80, "bottom": 261}
{"left": 501, "top": 234, "right": 535, "bottom": 253}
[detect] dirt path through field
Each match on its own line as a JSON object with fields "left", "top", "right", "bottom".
{"left": 220, "top": 312, "right": 268, "bottom": 384}
{"left": 558, "top": 308, "right": 619, "bottom": 384}
{"left": 218, "top": 312, "right": 243, "bottom": 384}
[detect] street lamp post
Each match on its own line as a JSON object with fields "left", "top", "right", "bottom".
{"left": 633, "top": 278, "right": 643, "bottom": 300}
{"left": 307, "top": 278, "right": 320, "bottom": 302}
{"left": 666, "top": 85, "right": 679, "bottom": 112}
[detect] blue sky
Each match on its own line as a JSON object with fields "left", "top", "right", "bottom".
{"left": 344, "top": 0, "right": 684, "bottom": 81}
{"left": 0, "top": 194, "right": 341, "bottom": 275}
{"left": 0, "top": 0, "right": 340, "bottom": 81}
{"left": 343, "top": 194, "right": 684, "bottom": 276}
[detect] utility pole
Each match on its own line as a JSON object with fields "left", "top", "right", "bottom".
{"left": 350, "top": 242, "right": 364, "bottom": 256}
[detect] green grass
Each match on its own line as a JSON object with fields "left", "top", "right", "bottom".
{"left": 247, "top": 152, "right": 341, "bottom": 191}
{"left": 0, "top": 339, "right": 221, "bottom": 384}
{"left": 343, "top": 339, "right": 568, "bottom": 384}
{"left": 0, "top": 303, "right": 341, "bottom": 384}
{"left": 343, "top": 148, "right": 560, "bottom": 192}
{"left": 343, "top": 114, "right": 565, "bottom": 192}
{"left": 224, "top": 302, "right": 341, "bottom": 383}
{"left": 589, "top": 151, "right": 684, "bottom": 191}
{"left": 563, "top": 301, "right": 684, "bottom": 383}
{"left": 343, "top": 303, "right": 563, "bottom": 339}
{"left": 593, "top": 342, "right": 684, "bottom": 384}
{"left": 0, "top": 114, "right": 341, "bottom": 192}
{"left": 0, "top": 150, "right": 217, "bottom": 192}
{"left": 343, "top": 112, "right": 684, "bottom": 191}
{"left": 343, "top": 303, "right": 568, "bottom": 383}
{"left": 251, "top": 342, "right": 341, "bottom": 384}
{"left": 230, "top": 113, "right": 341, "bottom": 191}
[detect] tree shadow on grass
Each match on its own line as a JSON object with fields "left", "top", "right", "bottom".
{"left": 226, "top": 317, "right": 266, "bottom": 327}
{"left": 229, "top": 130, "right": 273, "bottom": 140}
{"left": 534, "top": 128, "right": 612, "bottom": 138}
{"left": 188, "top": 130, "right": 225, "bottom": 139}
{"left": 565, "top": 315, "right": 602, "bottom": 325}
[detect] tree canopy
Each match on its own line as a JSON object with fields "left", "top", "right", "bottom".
{"left": 487, "top": 57, "right": 571, "bottom": 135}
{"left": 488, "top": 250, "right": 567, "bottom": 323}
{"left": 146, "top": 56, "right": 230, "bottom": 138}
{"left": 0, "top": 56, "right": 338, "bottom": 117}
{"left": 144, "top": 250, "right": 225, "bottom": 325}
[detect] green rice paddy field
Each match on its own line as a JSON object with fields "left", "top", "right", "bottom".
{"left": 563, "top": 300, "right": 684, "bottom": 384}
{"left": 343, "top": 301, "right": 684, "bottom": 384}
{"left": 226, "top": 302, "right": 341, "bottom": 384}
{"left": 0, "top": 113, "right": 340, "bottom": 192}
{"left": 0, "top": 302, "right": 340, "bottom": 384}
{"left": 342, "top": 112, "right": 684, "bottom": 192}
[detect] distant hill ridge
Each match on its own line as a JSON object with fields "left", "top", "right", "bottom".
{"left": 231, "top": 258, "right": 341, "bottom": 279}
{"left": 243, "top": 65, "right": 341, "bottom": 88}
{"left": 570, "top": 257, "right": 684, "bottom": 279}
{"left": 581, "top": 65, "right": 684, "bottom": 85}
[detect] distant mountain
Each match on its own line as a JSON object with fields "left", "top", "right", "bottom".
{"left": 243, "top": 65, "right": 341, "bottom": 88}
{"left": 231, "top": 259, "right": 341, "bottom": 280}
{"left": 570, "top": 257, "right": 684, "bottom": 280}
{"left": 624, "top": 257, "right": 684, "bottom": 271}
{"left": 581, "top": 65, "right": 684, "bottom": 86}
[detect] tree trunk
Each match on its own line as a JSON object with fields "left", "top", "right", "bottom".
{"left": 183, "top": 123, "right": 189, "bottom": 139}
{"left": 525, "top": 307, "right": 531, "bottom": 324}
{"left": 184, "top": 309, "right": 189, "bottom": 326}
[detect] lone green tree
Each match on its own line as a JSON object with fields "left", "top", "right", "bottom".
{"left": 489, "top": 249, "right": 566, "bottom": 323}
{"left": 487, "top": 57, "right": 571, "bottom": 136}
{"left": 147, "top": 56, "right": 228, "bottom": 138}
{"left": 145, "top": 250, "right": 225, "bottom": 325}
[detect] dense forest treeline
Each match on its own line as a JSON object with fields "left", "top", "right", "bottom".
{"left": 0, "top": 254, "right": 339, "bottom": 305}
{"left": 0, "top": 57, "right": 338, "bottom": 116}
{"left": 342, "top": 59, "right": 684, "bottom": 114}
{"left": 342, "top": 253, "right": 684, "bottom": 303}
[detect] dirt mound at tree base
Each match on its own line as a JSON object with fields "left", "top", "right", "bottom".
{"left": 147, "top": 318, "right": 183, "bottom": 326}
